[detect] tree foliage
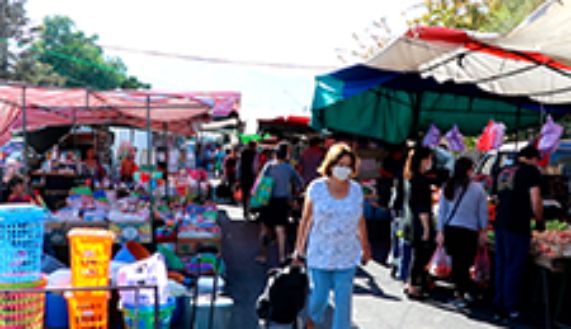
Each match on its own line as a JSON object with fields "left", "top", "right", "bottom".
{"left": 33, "top": 16, "right": 150, "bottom": 89}
{"left": 411, "top": 0, "right": 546, "bottom": 33}
{"left": 0, "top": 3, "right": 149, "bottom": 90}
{"left": 0, "top": 0, "right": 28, "bottom": 78}
{"left": 344, "top": 0, "right": 545, "bottom": 62}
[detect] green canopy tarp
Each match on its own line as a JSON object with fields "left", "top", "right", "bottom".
{"left": 311, "top": 65, "right": 563, "bottom": 144}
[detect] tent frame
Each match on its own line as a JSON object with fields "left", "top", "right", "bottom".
{"left": 11, "top": 84, "right": 210, "bottom": 248}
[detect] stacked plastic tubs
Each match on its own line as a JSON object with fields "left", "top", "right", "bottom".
{"left": 0, "top": 204, "right": 47, "bottom": 329}
{"left": 117, "top": 254, "right": 174, "bottom": 329}
{"left": 67, "top": 228, "right": 114, "bottom": 329}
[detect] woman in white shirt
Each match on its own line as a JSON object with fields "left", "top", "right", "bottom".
{"left": 294, "top": 143, "right": 372, "bottom": 329}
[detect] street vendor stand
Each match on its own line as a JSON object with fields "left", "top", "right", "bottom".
{"left": 0, "top": 85, "right": 241, "bottom": 251}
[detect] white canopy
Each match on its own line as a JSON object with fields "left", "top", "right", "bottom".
{"left": 366, "top": 0, "right": 571, "bottom": 105}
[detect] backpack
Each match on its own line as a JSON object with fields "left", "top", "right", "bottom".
{"left": 256, "top": 264, "right": 309, "bottom": 327}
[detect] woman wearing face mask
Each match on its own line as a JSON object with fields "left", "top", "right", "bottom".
{"left": 404, "top": 146, "right": 435, "bottom": 299}
{"left": 437, "top": 157, "right": 488, "bottom": 308}
{"left": 294, "top": 143, "right": 372, "bottom": 329}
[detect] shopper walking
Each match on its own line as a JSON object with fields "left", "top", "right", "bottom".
{"left": 294, "top": 143, "right": 372, "bottom": 329}
{"left": 298, "top": 137, "right": 325, "bottom": 187}
{"left": 494, "top": 146, "right": 544, "bottom": 321}
{"left": 437, "top": 157, "right": 488, "bottom": 308}
{"left": 223, "top": 148, "right": 238, "bottom": 190}
{"left": 238, "top": 141, "right": 258, "bottom": 219}
{"left": 255, "top": 142, "right": 303, "bottom": 265}
{"left": 404, "top": 146, "right": 435, "bottom": 299}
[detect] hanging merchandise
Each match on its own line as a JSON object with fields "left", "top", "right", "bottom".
{"left": 477, "top": 121, "right": 496, "bottom": 152}
{"left": 477, "top": 121, "right": 505, "bottom": 152}
{"left": 422, "top": 124, "right": 441, "bottom": 148}
{"left": 538, "top": 115, "right": 564, "bottom": 154}
{"left": 492, "top": 122, "right": 506, "bottom": 150}
{"left": 445, "top": 125, "right": 465, "bottom": 152}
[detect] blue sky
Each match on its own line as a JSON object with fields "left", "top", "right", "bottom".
{"left": 27, "top": 0, "right": 417, "bottom": 126}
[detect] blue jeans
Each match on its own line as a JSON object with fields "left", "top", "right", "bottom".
{"left": 494, "top": 229, "right": 530, "bottom": 313}
{"left": 308, "top": 267, "right": 356, "bottom": 329}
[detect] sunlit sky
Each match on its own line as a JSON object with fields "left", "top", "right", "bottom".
{"left": 27, "top": 0, "right": 419, "bottom": 123}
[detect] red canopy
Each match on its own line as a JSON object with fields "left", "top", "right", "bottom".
{"left": 0, "top": 85, "right": 230, "bottom": 145}
{"left": 258, "top": 115, "right": 310, "bottom": 127}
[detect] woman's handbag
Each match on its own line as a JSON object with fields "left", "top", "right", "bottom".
{"left": 249, "top": 164, "right": 274, "bottom": 209}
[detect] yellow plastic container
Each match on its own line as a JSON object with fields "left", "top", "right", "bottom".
{"left": 68, "top": 228, "right": 114, "bottom": 298}
{"left": 67, "top": 295, "right": 109, "bottom": 329}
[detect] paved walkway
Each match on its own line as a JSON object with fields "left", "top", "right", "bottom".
{"left": 217, "top": 205, "right": 537, "bottom": 329}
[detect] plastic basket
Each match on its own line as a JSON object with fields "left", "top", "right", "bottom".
{"left": 68, "top": 228, "right": 114, "bottom": 298}
{"left": 0, "top": 275, "right": 47, "bottom": 329}
{"left": 0, "top": 204, "right": 46, "bottom": 283}
{"left": 122, "top": 298, "right": 175, "bottom": 329}
{"left": 67, "top": 295, "right": 108, "bottom": 329}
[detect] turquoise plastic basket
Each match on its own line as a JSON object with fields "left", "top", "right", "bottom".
{"left": 0, "top": 204, "right": 46, "bottom": 283}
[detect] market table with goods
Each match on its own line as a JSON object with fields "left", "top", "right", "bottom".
{"left": 0, "top": 176, "right": 228, "bottom": 329}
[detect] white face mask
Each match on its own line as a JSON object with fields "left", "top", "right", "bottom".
{"left": 332, "top": 165, "right": 352, "bottom": 181}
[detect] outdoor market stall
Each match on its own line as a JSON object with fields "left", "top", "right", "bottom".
{"left": 0, "top": 85, "right": 241, "bottom": 252}
{"left": 310, "top": 2, "right": 571, "bottom": 324}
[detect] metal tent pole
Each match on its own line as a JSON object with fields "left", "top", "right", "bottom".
{"left": 146, "top": 95, "right": 156, "bottom": 247}
{"left": 163, "top": 122, "right": 169, "bottom": 202}
{"left": 21, "top": 86, "right": 29, "bottom": 192}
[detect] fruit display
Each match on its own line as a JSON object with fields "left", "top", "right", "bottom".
{"left": 532, "top": 229, "right": 571, "bottom": 258}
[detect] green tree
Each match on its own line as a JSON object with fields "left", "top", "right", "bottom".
{"left": 412, "top": 0, "right": 545, "bottom": 33}
{"left": 33, "top": 16, "right": 149, "bottom": 89}
{"left": 0, "top": 0, "right": 27, "bottom": 78}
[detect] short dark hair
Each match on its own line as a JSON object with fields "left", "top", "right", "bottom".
{"left": 309, "top": 137, "right": 321, "bottom": 147}
{"left": 404, "top": 146, "right": 433, "bottom": 180}
{"left": 318, "top": 143, "right": 357, "bottom": 177}
{"left": 275, "top": 142, "right": 290, "bottom": 160}
{"left": 8, "top": 175, "right": 24, "bottom": 192}
{"left": 518, "top": 145, "right": 541, "bottom": 160}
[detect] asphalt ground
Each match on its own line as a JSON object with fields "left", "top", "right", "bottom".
{"left": 216, "top": 205, "right": 545, "bottom": 329}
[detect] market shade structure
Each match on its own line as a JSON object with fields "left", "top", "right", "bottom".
{"left": 311, "top": 65, "right": 558, "bottom": 144}
{"left": 258, "top": 115, "right": 312, "bottom": 135}
{"left": 0, "top": 85, "right": 243, "bottom": 145}
{"left": 370, "top": 0, "right": 571, "bottom": 104}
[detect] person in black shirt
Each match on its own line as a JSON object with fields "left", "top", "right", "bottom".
{"left": 494, "top": 145, "right": 544, "bottom": 321}
{"left": 239, "top": 141, "right": 258, "bottom": 219}
{"left": 404, "top": 146, "right": 435, "bottom": 299}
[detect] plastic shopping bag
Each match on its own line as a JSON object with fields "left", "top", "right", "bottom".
{"left": 470, "top": 246, "right": 491, "bottom": 286}
{"left": 427, "top": 246, "right": 452, "bottom": 279}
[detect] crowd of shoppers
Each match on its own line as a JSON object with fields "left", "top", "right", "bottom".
{"left": 169, "top": 134, "right": 547, "bottom": 328}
